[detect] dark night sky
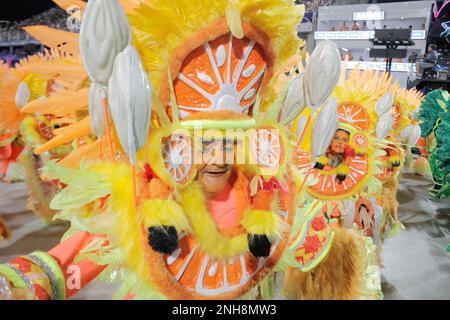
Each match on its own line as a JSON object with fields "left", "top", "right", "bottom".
{"left": 0, "top": 0, "right": 58, "bottom": 22}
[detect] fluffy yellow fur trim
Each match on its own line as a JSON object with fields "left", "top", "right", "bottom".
{"left": 138, "top": 198, "right": 191, "bottom": 233}
{"left": 387, "top": 155, "right": 400, "bottom": 166}
{"left": 20, "top": 116, "right": 46, "bottom": 147}
{"left": 90, "top": 162, "right": 155, "bottom": 290}
{"left": 336, "top": 164, "right": 350, "bottom": 176}
{"left": 317, "top": 155, "right": 329, "bottom": 166}
{"left": 282, "top": 228, "right": 364, "bottom": 300}
{"left": 180, "top": 182, "right": 248, "bottom": 258}
{"left": 241, "top": 209, "right": 283, "bottom": 239}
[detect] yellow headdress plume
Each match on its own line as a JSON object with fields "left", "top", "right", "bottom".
{"left": 335, "top": 69, "right": 394, "bottom": 133}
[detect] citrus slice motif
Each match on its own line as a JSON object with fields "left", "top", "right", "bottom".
{"left": 173, "top": 33, "right": 267, "bottom": 118}
{"left": 144, "top": 186, "right": 294, "bottom": 299}
{"left": 338, "top": 102, "right": 370, "bottom": 132}
{"left": 352, "top": 133, "right": 369, "bottom": 151}
{"left": 162, "top": 134, "right": 194, "bottom": 184}
{"left": 250, "top": 128, "right": 283, "bottom": 171}
{"left": 163, "top": 234, "right": 278, "bottom": 296}
{"left": 296, "top": 132, "right": 371, "bottom": 199}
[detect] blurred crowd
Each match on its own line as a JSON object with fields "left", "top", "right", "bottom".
{"left": 0, "top": 7, "right": 69, "bottom": 43}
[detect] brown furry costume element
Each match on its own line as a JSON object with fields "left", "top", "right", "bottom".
{"left": 282, "top": 228, "right": 364, "bottom": 300}
{"left": 382, "top": 177, "right": 399, "bottom": 220}
{"left": 0, "top": 215, "right": 10, "bottom": 240}
{"left": 19, "top": 150, "right": 57, "bottom": 224}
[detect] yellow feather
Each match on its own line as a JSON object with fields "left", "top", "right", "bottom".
{"left": 226, "top": 1, "right": 244, "bottom": 39}
{"left": 138, "top": 198, "right": 191, "bottom": 232}
{"left": 241, "top": 209, "right": 284, "bottom": 239}
{"left": 180, "top": 182, "right": 248, "bottom": 258}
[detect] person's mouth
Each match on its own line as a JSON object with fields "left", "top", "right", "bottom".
{"left": 204, "top": 166, "right": 229, "bottom": 177}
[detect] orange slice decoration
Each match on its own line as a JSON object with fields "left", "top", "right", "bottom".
{"left": 143, "top": 181, "right": 295, "bottom": 299}
{"left": 338, "top": 102, "right": 371, "bottom": 132}
{"left": 250, "top": 127, "right": 284, "bottom": 172}
{"left": 173, "top": 33, "right": 267, "bottom": 118}
{"left": 352, "top": 133, "right": 369, "bottom": 151}
{"left": 296, "top": 133, "right": 371, "bottom": 199}
{"left": 162, "top": 134, "right": 194, "bottom": 184}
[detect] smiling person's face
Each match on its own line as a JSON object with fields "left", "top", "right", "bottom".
{"left": 197, "top": 139, "right": 234, "bottom": 199}
{"left": 330, "top": 129, "right": 349, "bottom": 154}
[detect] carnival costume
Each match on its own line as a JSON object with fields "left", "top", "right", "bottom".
{"left": 0, "top": 0, "right": 381, "bottom": 300}
{"left": 417, "top": 89, "right": 450, "bottom": 201}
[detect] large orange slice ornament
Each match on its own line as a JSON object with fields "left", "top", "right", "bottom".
{"left": 338, "top": 102, "right": 371, "bottom": 132}
{"left": 172, "top": 33, "right": 268, "bottom": 119}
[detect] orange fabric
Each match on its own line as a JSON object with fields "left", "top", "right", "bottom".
{"left": 146, "top": 178, "right": 172, "bottom": 200}
{"left": 0, "top": 144, "right": 12, "bottom": 160}
{"left": 48, "top": 231, "right": 107, "bottom": 299}
{"left": 251, "top": 190, "right": 275, "bottom": 211}
{"left": 208, "top": 171, "right": 250, "bottom": 232}
{"left": 1, "top": 159, "right": 10, "bottom": 176}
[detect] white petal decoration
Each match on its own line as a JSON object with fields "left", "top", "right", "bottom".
{"left": 295, "top": 114, "right": 308, "bottom": 145}
{"left": 304, "top": 40, "right": 341, "bottom": 110}
{"left": 408, "top": 125, "right": 421, "bottom": 146}
{"left": 197, "top": 72, "right": 215, "bottom": 86}
{"left": 243, "top": 88, "right": 256, "bottom": 101}
{"left": 399, "top": 125, "right": 413, "bottom": 141}
{"left": 216, "top": 45, "right": 226, "bottom": 67}
{"left": 243, "top": 64, "right": 256, "bottom": 78}
{"left": 341, "top": 200, "right": 356, "bottom": 229}
{"left": 15, "top": 81, "right": 30, "bottom": 109}
{"left": 80, "top": 0, "right": 131, "bottom": 87}
{"left": 311, "top": 97, "right": 339, "bottom": 160}
{"left": 280, "top": 74, "right": 306, "bottom": 125}
{"left": 88, "top": 83, "right": 106, "bottom": 138}
{"left": 226, "top": 1, "right": 244, "bottom": 39}
{"left": 376, "top": 112, "right": 393, "bottom": 140}
{"left": 108, "top": 45, "right": 152, "bottom": 164}
{"left": 375, "top": 93, "right": 393, "bottom": 117}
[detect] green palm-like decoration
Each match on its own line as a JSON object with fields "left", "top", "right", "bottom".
{"left": 418, "top": 90, "right": 450, "bottom": 200}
